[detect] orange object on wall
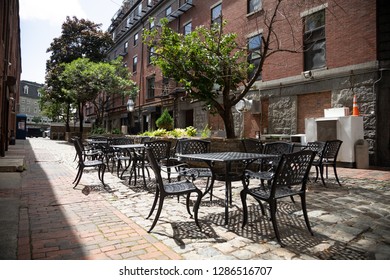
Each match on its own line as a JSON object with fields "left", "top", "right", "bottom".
{"left": 352, "top": 94, "right": 360, "bottom": 116}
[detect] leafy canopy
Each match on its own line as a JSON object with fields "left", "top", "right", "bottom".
{"left": 144, "top": 19, "right": 250, "bottom": 110}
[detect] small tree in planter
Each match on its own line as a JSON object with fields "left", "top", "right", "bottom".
{"left": 156, "top": 109, "right": 174, "bottom": 131}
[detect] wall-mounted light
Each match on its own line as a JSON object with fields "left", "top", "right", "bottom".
{"left": 235, "top": 98, "right": 253, "bottom": 112}
{"left": 127, "top": 99, "right": 135, "bottom": 112}
{"left": 302, "top": 70, "right": 313, "bottom": 79}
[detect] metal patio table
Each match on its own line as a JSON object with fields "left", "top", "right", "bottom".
{"left": 110, "top": 144, "right": 145, "bottom": 185}
{"left": 178, "top": 152, "right": 277, "bottom": 225}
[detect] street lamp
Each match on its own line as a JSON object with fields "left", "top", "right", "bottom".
{"left": 126, "top": 99, "right": 135, "bottom": 134}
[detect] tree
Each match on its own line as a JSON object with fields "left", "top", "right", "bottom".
{"left": 143, "top": 0, "right": 317, "bottom": 138}
{"left": 41, "top": 16, "right": 113, "bottom": 132}
{"left": 59, "top": 57, "right": 138, "bottom": 134}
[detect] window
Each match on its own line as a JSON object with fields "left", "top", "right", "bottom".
{"left": 211, "top": 3, "right": 222, "bottom": 25}
{"left": 248, "top": 0, "right": 262, "bottom": 14}
{"left": 124, "top": 41, "right": 128, "bottom": 53}
{"left": 134, "top": 32, "right": 139, "bottom": 46}
{"left": 183, "top": 21, "right": 192, "bottom": 35}
{"left": 24, "top": 85, "right": 29, "bottom": 95}
{"left": 147, "top": 0, "right": 153, "bottom": 7}
{"left": 303, "top": 9, "right": 326, "bottom": 70}
{"left": 149, "top": 19, "right": 155, "bottom": 29}
{"left": 147, "top": 76, "right": 155, "bottom": 98}
{"left": 148, "top": 46, "right": 155, "bottom": 64}
{"left": 132, "top": 55, "right": 138, "bottom": 73}
{"left": 165, "top": 5, "right": 172, "bottom": 16}
{"left": 248, "top": 34, "right": 262, "bottom": 80}
{"left": 162, "top": 77, "right": 169, "bottom": 95}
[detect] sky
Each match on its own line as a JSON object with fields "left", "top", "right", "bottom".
{"left": 19, "top": 0, "right": 123, "bottom": 84}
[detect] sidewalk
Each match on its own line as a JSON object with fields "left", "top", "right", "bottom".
{"left": 1, "top": 138, "right": 389, "bottom": 260}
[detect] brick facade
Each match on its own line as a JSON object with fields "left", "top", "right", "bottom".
{"left": 105, "top": 0, "right": 389, "bottom": 166}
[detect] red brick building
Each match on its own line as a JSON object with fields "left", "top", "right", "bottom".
{"left": 101, "top": 0, "right": 389, "bottom": 166}
{"left": 0, "top": 0, "right": 21, "bottom": 156}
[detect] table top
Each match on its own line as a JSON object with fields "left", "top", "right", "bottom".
{"left": 86, "top": 139, "right": 108, "bottom": 144}
{"left": 110, "top": 144, "right": 144, "bottom": 149}
{"left": 177, "top": 152, "right": 278, "bottom": 162}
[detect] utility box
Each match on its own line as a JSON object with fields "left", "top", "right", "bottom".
{"left": 16, "top": 114, "right": 27, "bottom": 139}
{"left": 305, "top": 116, "right": 364, "bottom": 166}
{"left": 355, "top": 139, "right": 369, "bottom": 169}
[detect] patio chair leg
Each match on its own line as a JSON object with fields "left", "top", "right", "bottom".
{"left": 300, "top": 194, "right": 313, "bottom": 235}
{"left": 333, "top": 165, "right": 342, "bottom": 186}
{"left": 148, "top": 195, "right": 165, "bottom": 233}
{"left": 73, "top": 167, "right": 84, "bottom": 188}
{"left": 240, "top": 190, "right": 249, "bottom": 228}
{"left": 193, "top": 191, "right": 202, "bottom": 229}
{"left": 269, "top": 201, "right": 282, "bottom": 245}
{"left": 185, "top": 193, "right": 193, "bottom": 218}
{"left": 98, "top": 165, "right": 106, "bottom": 186}
{"left": 319, "top": 166, "right": 326, "bottom": 186}
{"left": 147, "top": 188, "right": 159, "bottom": 219}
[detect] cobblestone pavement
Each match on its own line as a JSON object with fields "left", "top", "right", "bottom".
{"left": 17, "top": 138, "right": 390, "bottom": 260}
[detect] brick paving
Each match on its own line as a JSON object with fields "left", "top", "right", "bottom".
{"left": 3, "top": 138, "right": 390, "bottom": 260}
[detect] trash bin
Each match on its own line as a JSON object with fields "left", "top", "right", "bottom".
{"left": 355, "top": 139, "right": 369, "bottom": 169}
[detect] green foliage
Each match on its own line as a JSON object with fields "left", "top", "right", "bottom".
{"left": 185, "top": 126, "right": 197, "bottom": 137}
{"left": 139, "top": 127, "right": 197, "bottom": 138}
{"left": 32, "top": 116, "right": 42, "bottom": 124}
{"left": 90, "top": 126, "right": 106, "bottom": 135}
{"left": 143, "top": 18, "right": 253, "bottom": 138}
{"left": 151, "top": 128, "right": 168, "bottom": 137}
{"left": 155, "top": 109, "right": 174, "bottom": 130}
{"left": 201, "top": 125, "right": 211, "bottom": 139}
{"left": 111, "top": 128, "right": 122, "bottom": 135}
{"left": 43, "top": 16, "right": 114, "bottom": 132}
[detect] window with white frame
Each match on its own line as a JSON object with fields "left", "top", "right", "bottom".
{"left": 211, "top": 3, "right": 222, "bottom": 25}
{"left": 134, "top": 32, "right": 139, "bottom": 46}
{"left": 124, "top": 41, "right": 128, "bottom": 53}
{"left": 248, "top": 34, "right": 262, "bottom": 80}
{"left": 248, "top": 0, "right": 262, "bottom": 14}
{"left": 24, "top": 85, "right": 29, "bottom": 95}
{"left": 303, "top": 9, "right": 326, "bottom": 70}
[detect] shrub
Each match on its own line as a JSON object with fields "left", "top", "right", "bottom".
{"left": 185, "top": 126, "right": 197, "bottom": 137}
{"left": 112, "top": 128, "right": 122, "bottom": 134}
{"left": 90, "top": 126, "right": 106, "bottom": 135}
{"left": 156, "top": 109, "right": 174, "bottom": 130}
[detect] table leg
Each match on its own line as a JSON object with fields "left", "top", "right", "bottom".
{"left": 224, "top": 161, "right": 232, "bottom": 225}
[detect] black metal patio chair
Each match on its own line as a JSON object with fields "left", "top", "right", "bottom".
{"left": 72, "top": 137, "right": 107, "bottom": 189}
{"left": 176, "top": 139, "right": 215, "bottom": 200}
{"left": 241, "top": 149, "right": 315, "bottom": 245}
{"left": 145, "top": 146, "right": 202, "bottom": 233}
{"left": 312, "top": 139, "right": 343, "bottom": 186}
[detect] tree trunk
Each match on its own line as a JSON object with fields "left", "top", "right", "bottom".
{"left": 78, "top": 102, "right": 84, "bottom": 134}
{"left": 65, "top": 103, "right": 71, "bottom": 132}
{"left": 222, "top": 106, "right": 236, "bottom": 139}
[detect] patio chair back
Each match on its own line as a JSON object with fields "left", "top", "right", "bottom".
{"left": 241, "top": 138, "right": 264, "bottom": 153}
{"left": 263, "top": 141, "right": 294, "bottom": 155}
{"left": 144, "top": 140, "right": 171, "bottom": 162}
{"left": 178, "top": 139, "right": 210, "bottom": 155}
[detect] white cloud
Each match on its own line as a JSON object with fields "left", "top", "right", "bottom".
{"left": 20, "top": 0, "right": 87, "bottom": 26}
